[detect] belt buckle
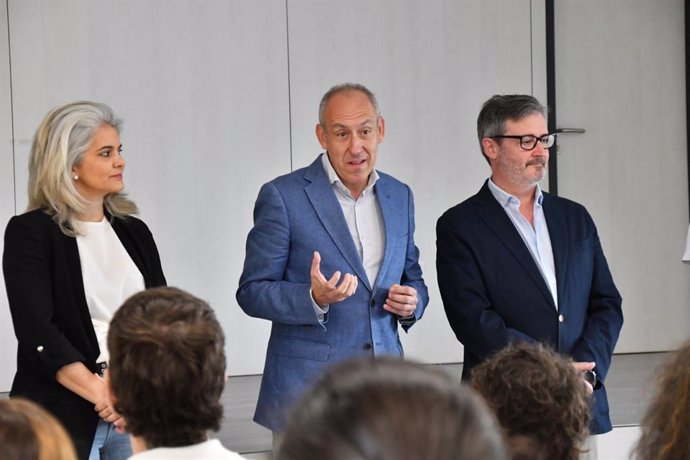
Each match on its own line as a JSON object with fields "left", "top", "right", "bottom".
{"left": 96, "top": 361, "right": 108, "bottom": 377}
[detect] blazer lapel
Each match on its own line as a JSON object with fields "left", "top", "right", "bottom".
{"left": 371, "top": 177, "right": 402, "bottom": 292}
{"left": 474, "top": 182, "right": 556, "bottom": 309}
{"left": 542, "top": 193, "right": 569, "bottom": 310}
{"left": 110, "top": 216, "right": 149, "bottom": 286}
{"left": 304, "top": 156, "right": 371, "bottom": 291}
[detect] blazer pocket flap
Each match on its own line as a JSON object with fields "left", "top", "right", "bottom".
{"left": 273, "top": 336, "right": 331, "bottom": 362}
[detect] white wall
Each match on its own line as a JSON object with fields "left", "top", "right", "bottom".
{"left": 0, "top": 0, "right": 687, "bottom": 391}
{"left": 0, "top": 1, "right": 16, "bottom": 392}
{"left": 554, "top": 0, "right": 690, "bottom": 352}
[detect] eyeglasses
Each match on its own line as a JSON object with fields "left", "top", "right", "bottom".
{"left": 491, "top": 133, "right": 556, "bottom": 151}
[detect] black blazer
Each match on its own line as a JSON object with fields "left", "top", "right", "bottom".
{"left": 437, "top": 181, "right": 623, "bottom": 434}
{"left": 3, "top": 209, "right": 166, "bottom": 459}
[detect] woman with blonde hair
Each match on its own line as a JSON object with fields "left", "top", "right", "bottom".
{"left": 0, "top": 398, "right": 77, "bottom": 460}
{"left": 3, "top": 101, "right": 166, "bottom": 459}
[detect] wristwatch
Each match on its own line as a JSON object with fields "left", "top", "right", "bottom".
{"left": 583, "top": 369, "right": 597, "bottom": 387}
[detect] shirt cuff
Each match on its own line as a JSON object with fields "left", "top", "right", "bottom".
{"left": 310, "top": 289, "right": 330, "bottom": 322}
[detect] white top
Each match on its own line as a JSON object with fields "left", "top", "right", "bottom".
{"left": 128, "top": 439, "right": 246, "bottom": 459}
{"left": 75, "top": 217, "right": 145, "bottom": 362}
{"left": 488, "top": 179, "right": 558, "bottom": 309}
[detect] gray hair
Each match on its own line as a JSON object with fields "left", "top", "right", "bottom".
{"left": 28, "top": 101, "right": 137, "bottom": 236}
{"left": 318, "top": 83, "right": 381, "bottom": 126}
{"left": 477, "top": 95, "right": 548, "bottom": 163}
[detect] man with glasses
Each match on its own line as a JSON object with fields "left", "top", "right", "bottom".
{"left": 436, "top": 94, "right": 623, "bottom": 436}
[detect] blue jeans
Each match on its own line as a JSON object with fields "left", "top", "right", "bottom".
{"left": 88, "top": 419, "right": 132, "bottom": 460}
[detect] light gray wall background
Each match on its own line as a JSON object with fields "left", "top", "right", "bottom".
{"left": 0, "top": 0, "right": 687, "bottom": 392}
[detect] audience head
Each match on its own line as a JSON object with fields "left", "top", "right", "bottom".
{"left": 471, "top": 343, "right": 590, "bottom": 460}
{"left": 278, "top": 357, "right": 508, "bottom": 460}
{"left": 634, "top": 340, "right": 690, "bottom": 460}
{"left": 107, "top": 286, "right": 226, "bottom": 449}
{"left": 0, "top": 397, "right": 77, "bottom": 460}
{"left": 476, "top": 94, "right": 547, "bottom": 163}
{"left": 28, "top": 100, "right": 136, "bottom": 235}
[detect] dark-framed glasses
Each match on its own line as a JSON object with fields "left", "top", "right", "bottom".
{"left": 491, "top": 133, "right": 556, "bottom": 150}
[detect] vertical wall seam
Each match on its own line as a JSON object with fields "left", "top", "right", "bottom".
{"left": 529, "top": 0, "right": 534, "bottom": 95}
{"left": 5, "top": 0, "right": 15, "bottom": 214}
{"left": 545, "top": 0, "right": 558, "bottom": 196}
{"left": 285, "top": 0, "right": 293, "bottom": 171}
{"left": 685, "top": 0, "right": 690, "bottom": 220}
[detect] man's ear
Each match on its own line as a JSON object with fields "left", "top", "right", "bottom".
{"left": 482, "top": 137, "right": 499, "bottom": 161}
{"left": 315, "top": 123, "right": 328, "bottom": 149}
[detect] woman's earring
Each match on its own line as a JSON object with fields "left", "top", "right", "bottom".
{"left": 73, "top": 175, "right": 79, "bottom": 181}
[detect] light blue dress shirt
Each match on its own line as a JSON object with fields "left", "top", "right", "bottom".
{"left": 488, "top": 179, "right": 558, "bottom": 309}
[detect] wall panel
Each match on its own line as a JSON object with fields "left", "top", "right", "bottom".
{"left": 0, "top": 1, "right": 16, "bottom": 391}
{"left": 4, "top": 0, "right": 290, "bottom": 387}
{"left": 555, "top": 0, "right": 690, "bottom": 352}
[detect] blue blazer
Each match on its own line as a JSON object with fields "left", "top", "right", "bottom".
{"left": 436, "top": 181, "right": 623, "bottom": 434}
{"left": 237, "top": 155, "right": 429, "bottom": 431}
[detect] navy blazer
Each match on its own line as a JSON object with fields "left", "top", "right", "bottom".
{"left": 237, "top": 155, "right": 429, "bottom": 431}
{"left": 436, "top": 181, "right": 623, "bottom": 434}
{"left": 3, "top": 209, "right": 166, "bottom": 459}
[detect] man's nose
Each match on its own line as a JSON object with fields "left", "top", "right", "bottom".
{"left": 349, "top": 134, "right": 364, "bottom": 153}
{"left": 533, "top": 141, "right": 548, "bottom": 155}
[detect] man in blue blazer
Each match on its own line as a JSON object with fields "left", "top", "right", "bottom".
{"left": 237, "top": 83, "right": 429, "bottom": 433}
{"left": 436, "top": 95, "right": 623, "bottom": 435}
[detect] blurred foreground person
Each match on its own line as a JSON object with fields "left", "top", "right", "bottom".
{"left": 471, "top": 343, "right": 591, "bottom": 460}
{"left": 634, "top": 340, "right": 690, "bottom": 460}
{"left": 0, "top": 397, "right": 77, "bottom": 460}
{"left": 278, "top": 357, "right": 507, "bottom": 460}
{"left": 107, "top": 287, "right": 244, "bottom": 459}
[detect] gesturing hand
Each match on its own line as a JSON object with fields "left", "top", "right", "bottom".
{"left": 310, "top": 251, "right": 358, "bottom": 306}
{"left": 384, "top": 284, "right": 418, "bottom": 318}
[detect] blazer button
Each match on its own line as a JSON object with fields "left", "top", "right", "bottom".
{"left": 36, "top": 346, "right": 44, "bottom": 352}
{"left": 370, "top": 299, "right": 375, "bottom": 308}
{"left": 363, "top": 343, "right": 372, "bottom": 350}
{"left": 558, "top": 314, "right": 564, "bottom": 323}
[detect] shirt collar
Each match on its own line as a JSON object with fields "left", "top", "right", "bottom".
{"left": 321, "top": 152, "right": 379, "bottom": 196}
{"left": 488, "top": 178, "right": 543, "bottom": 208}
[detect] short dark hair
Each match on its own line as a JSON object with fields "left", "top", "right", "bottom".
{"left": 108, "top": 287, "right": 226, "bottom": 448}
{"left": 318, "top": 83, "right": 380, "bottom": 126}
{"left": 278, "top": 357, "right": 507, "bottom": 460}
{"left": 476, "top": 94, "right": 547, "bottom": 163}
{"left": 471, "top": 343, "right": 590, "bottom": 460}
{"left": 634, "top": 340, "right": 690, "bottom": 460}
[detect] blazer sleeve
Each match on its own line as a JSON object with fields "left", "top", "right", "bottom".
{"left": 399, "top": 185, "right": 429, "bottom": 330}
{"left": 236, "top": 182, "right": 322, "bottom": 326}
{"left": 436, "top": 214, "right": 535, "bottom": 359}
{"left": 569, "top": 223, "right": 623, "bottom": 386}
{"left": 3, "top": 216, "right": 86, "bottom": 378}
